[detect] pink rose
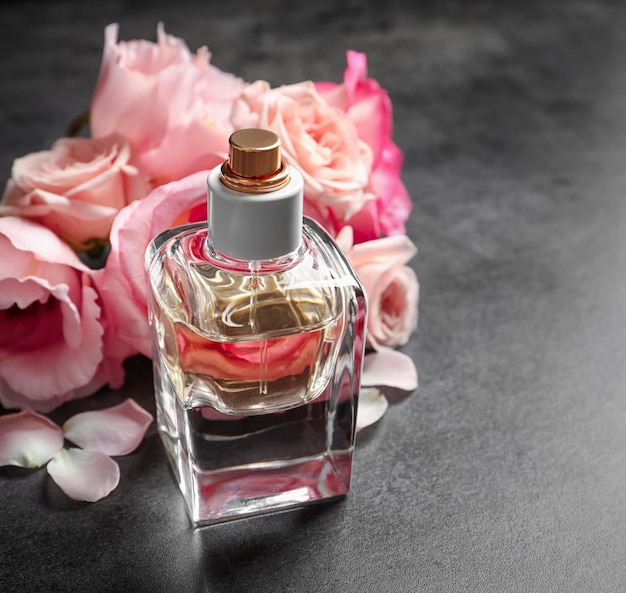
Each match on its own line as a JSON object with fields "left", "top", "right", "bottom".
{"left": 0, "top": 217, "right": 126, "bottom": 412}
{"left": 95, "top": 170, "right": 209, "bottom": 358}
{"left": 316, "top": 51, "right": 412, "bottom": 243}
{"left": 0, "top": 135, "right": 148, "bottom": 251}
{"left": 90, "top": 23, "right": 246, "bottom": 186}
{"left": 337, "top": 227, "right": 419, "bottom": 349}
{"left": 231, "top": 79, "right": 375, "bottom": 225}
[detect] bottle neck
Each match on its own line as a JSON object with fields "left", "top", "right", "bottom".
{"left": 203, "top": 234, "right": 307, "bottom": 275}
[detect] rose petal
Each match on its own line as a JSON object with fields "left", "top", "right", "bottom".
{"left": 47, "top": 448, "right": 120, "bottom": 502}
{"left": 0, "top": 216, "right": 87, "bottom": 272}
{"left": 361, "top": 348, "right": 418, "bottom": 392}
{"left": 349, "top": 234, "right": 417, "bottom": 268}
{"left": 0, "top": 410, "right": 64, "bottom": 468}
{"left": 356, "top": 387, "right": 388, "bottom": 431}
{"left": 62, "top": 398, "right": 153, "bottom": 456}
{"left": 335, "top": 225, "right": 354, "bottom": 253}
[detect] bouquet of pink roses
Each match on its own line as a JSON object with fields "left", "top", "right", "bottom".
{"left": 0, "top": 24, "right": 419, "bottom": 424}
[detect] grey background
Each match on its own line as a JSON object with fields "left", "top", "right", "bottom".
{"left": 1, "top": 0, "right": 626, "bottom": 591}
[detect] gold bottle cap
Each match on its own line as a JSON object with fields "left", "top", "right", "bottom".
{"left": 220, "top": 129, "right": 291, "bottom": 193}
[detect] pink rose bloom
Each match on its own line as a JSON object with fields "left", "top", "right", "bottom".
{"left": 0, "top": 135, "right": 148, "bottom": 251}
{"left": 337, "top": 227, "right": 419, "bottom": 349}
{"left": 90, "top": 23, "right": 246, "bottom": 186}
{"left": 95, "top": 170, "right": 209, "bottom": 358}
{"left": 0, "top": 217, "right": 126, "bottom": 412}
{"left": 231, "top": 79, "right": 375, "bottom": 225}
{"left": 316, "top": 51, "right": 412, "bottom": 243}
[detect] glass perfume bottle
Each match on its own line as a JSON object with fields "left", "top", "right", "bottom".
{"left": 145, "top": 129, "right": 367, "bottom": 525}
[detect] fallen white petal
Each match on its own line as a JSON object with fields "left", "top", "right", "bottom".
{"left": 62, "top": 398, "right": 153, "bottom": 456}
{"left": 0, "top": 410, "right": 63, "bottom": 468}
{"left": 357, "top": 388, "right": 389, "bottom": 431}
{"left": 361, "top": 348, "right": 418, "bottom": 391}
{"left": 47, "top": 448, "right": 120, "bottom": 502}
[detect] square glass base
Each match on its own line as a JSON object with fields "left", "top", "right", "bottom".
{"left": 159, "top": 395, "right": 355, "bottom": 525}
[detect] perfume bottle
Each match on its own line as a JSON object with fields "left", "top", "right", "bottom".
{"left": 145, "top": 129, "right": 367, "bottom": 525}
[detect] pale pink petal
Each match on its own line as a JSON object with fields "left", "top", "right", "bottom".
{"left": 0, "top": 217, "right": 86, "bottom": 271}
{"left": 0, "top": 236, "right": 35, "bottom": 282}
{"left": 303, "top": 198, "right": 341, "bottom": 237}
{"left": 86, "top": 286, "right": 137, "bottom": 392}
{"left": 361, "top": 348, "right": 418, "bottom": 392}
{"left": 349, "top": 235, "right": 417, "bottom": 268}
{"left": 11, "top": 188, "right": 118, "bottom": 220}
{"left": 0, "top": 410, "right": 63, "bottom": 468}
{"left": 62, "top": 398, "right": 153, "bottom": 456}
{"left": 138, "top": 121, "right": 227, "bottom": 185}
{"left": 47, "top": 448, "right": 120, "bottom": 502}
{"left": 94, "top": 214, "right": 151, "bottom": 357}
{"left": 90, "top": 24, "right": 169, "bottom": 149}
{"left": 0, "top": 384, "right": 78, "bottom": 416}
{"left": 314, "top": 80, "right": 338, "bottom": 94}
{"left": 94, "top": 269, "right": 148, "bottom": 358}
{"left": 344, "top": 50, "right": 368, "bottom": 96}
{"left": 356, "top": 387, "right": 388, "bottom": 431}
{"left": 0, "top": 276, "right": 48, "bottom": 309}
{"left": 335, "top": 226, "right": 354, "bottom": 253}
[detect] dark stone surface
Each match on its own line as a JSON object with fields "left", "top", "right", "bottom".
{"left": 2, "top": 0, "right": 626, "bottom": 591}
